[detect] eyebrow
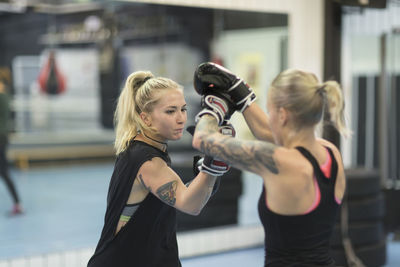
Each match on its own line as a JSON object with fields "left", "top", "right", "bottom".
{"left": 165, "top": 104, "right": 187, "bottom": 109}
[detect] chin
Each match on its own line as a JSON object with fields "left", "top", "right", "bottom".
{"left": 171, "top": 133, "right": 183, "bottom": 140}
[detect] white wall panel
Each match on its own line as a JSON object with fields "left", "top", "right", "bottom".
{"left": 122, "top": 0, "right": 325, "bottom": 79}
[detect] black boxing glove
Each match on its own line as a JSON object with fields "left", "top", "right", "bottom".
{"left": 194, "top": 62, "right": 257, "bottom": 113}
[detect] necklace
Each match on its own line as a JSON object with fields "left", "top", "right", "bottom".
{"left": 143, "top": 133, "right": 167, "bottom": 146}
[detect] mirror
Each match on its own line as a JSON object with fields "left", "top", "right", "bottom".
{"left": 0, "top": 0, "right": 288, "bottom": 261}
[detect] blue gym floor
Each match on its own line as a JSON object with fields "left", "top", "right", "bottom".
{"left": 0, "top": 161, "right": 399, "bottom": 266}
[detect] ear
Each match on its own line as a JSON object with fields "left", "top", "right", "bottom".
{"left": 278, "top": 107, "right": 288, "bottom": 126}
{"left": 140, "top": 112, "right": 152, "bottom": 127}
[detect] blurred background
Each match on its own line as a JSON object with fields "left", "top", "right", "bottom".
{"left": 0, "top": 0, "right": 399, "bottom": 266}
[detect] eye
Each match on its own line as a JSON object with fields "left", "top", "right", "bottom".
{"left": 166, "top": 110, "right": 175, "bottom": 114}
{"left": 181, "top": 107, "right": 187, "bottom": 112}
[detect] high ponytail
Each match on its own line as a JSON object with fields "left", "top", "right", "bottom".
{"left": 269, "top": 69, "right": 351, "bottom": 138}
{"left": 114, "top": 71, "right": 154, "bottom": 155}
{"left": 114, "top": 71, "right": 182, "bottom": 155}
{"left": 322, "top": 80, "right": 352, "bottom": 138}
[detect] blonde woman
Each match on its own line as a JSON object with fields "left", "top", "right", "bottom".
{"left": 192, "top": 63, "right": 350, "bottom": 266}
{"left": 88, "top": 71, "right": 233, "bottom": 267}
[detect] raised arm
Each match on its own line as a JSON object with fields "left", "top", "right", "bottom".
{"left": 192, "top": 115, "right": 279, "bottom": 176}
{"left": 242, "top": 102, "right": 274, "bottom": 142}
{"left": 193, "top": 62, "right": 273, "bottom": 142}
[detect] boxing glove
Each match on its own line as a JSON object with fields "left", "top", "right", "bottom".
{"left": 195, "top": 93, "right": 234, "bottom": 125}
{"left": 188, "top": 155, "right": 221, "bottom": 197}
{"left": 194, "top": 62, "right": 257, "bottom": 113}
{"left": 193, "top": 156, "right": 228, "bottom": 176}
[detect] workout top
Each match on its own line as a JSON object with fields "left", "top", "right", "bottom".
{"left": 87, "top": 141, "right": 181, "bottom": 267}
{"left": 258, "top": 146, "right": 340, "bottom": 267}
{"left": 0, "top": 92, "right": 10, "bottom": 136}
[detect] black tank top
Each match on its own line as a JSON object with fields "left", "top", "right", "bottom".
{"left": 88, "top": 141, "right": 181, "bottom": 267}
{"left": 258, "top": 146, "right": 340, "bottom": 267}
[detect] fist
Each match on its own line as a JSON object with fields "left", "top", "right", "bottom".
{"left": 194, "top": 62, "right": 256, "bottom": 113}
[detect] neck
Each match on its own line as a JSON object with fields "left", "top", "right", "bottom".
{"left": 282, "top": 127, "right": 317, "bottom": 149}
{"left": 135, "top": 132, "right": 167, "bottom": 152}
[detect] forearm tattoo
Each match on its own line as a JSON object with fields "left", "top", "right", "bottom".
{"left": 197, "top": 117, "right": 279, "bottom": 174}
{"left": 156, "top": 181, "right": 177, "bottom": 206}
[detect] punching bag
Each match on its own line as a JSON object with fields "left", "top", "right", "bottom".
{"left": 38, "top": 51, "right": 66, "bottom": 95}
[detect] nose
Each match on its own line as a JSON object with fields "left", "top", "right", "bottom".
{"left": 177, "top": 110, "right": 187, "bottom": 124}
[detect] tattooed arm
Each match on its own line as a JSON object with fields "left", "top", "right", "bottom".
{"left": 242, "top": 102, "right": 274, "bottom": 142}
{"left": 137, "top": 157, "right": 217, "bottom": 215}
{"left": 193, "top": 115, "right": 280, "bottom": 176}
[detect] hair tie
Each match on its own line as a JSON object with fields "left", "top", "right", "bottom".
{"left": 133, "top": 76, "right": 152, "bottom": 114}
{"left": 134, "top": 76, "right": 152, "bottom": 89}
{"left": 317, "top": 85, "right": 326, "bottom": 95}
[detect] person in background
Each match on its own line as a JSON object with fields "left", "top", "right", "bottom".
{"left": 0, "top": 67, "right": 23, "bottom": 216}
{"left": 192, "top": 62, "right": 350, "bottom": 266}
{"left": 88, "top": 71, "right": 234, "bottom": 267}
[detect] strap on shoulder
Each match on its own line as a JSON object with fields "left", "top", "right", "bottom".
{"left": 325, "top": 146, "right": 338, "bottom": 182}
{"left": 295, "top": 146, "right": 326, "bottom": 178}
{"left": 296, "top": 146, "right": 333, "bottom": 181}
{"left": 295, "top": 146, "right": 339, "bottom": 182}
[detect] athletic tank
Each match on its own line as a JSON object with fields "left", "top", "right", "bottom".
{"left": 88, "top": 141, "right": 181, "bottom": 267}
{"left": 258, "top": 146, "right": 340, "bottom": 266}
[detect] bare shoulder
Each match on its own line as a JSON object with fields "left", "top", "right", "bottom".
{"left": 138, "top": 157, "right": 170, "bottom": 177}
{"left": 264, "top": 147, "right": 314, "bottom": 192}
{"left": 136, "top": 156, "right": 180, "bottom": 195}
{"left": 316, "top": 138, "right": 346, "bottom": 200}
{"left": 273, "top": 147, "right": 311, "bottom": 174}
{"left": 317, "top": 138, "right": 346, "bottom": 189}
{"left": 317, "top": 138, "right": 343, "bottom": 162}
{"left": 316, "top": 138, "right": 337, "bottom": 150}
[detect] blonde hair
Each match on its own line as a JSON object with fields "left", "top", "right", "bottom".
{"left": 268, "top": 69, "right": 351, "bottom": 137}
{"left": 114, "top": 71, "right": 182, "bottom": 154}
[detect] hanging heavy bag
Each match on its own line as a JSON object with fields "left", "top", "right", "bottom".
{"left": 38, "top": 52, "right": 66, "bottom": 95}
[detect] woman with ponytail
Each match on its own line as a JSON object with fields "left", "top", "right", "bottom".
{"left": 88, "top": 71, "right": 232, "bottom": 267}
{"left": 192, "top": 66, "right": 351, "bottom": 266}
